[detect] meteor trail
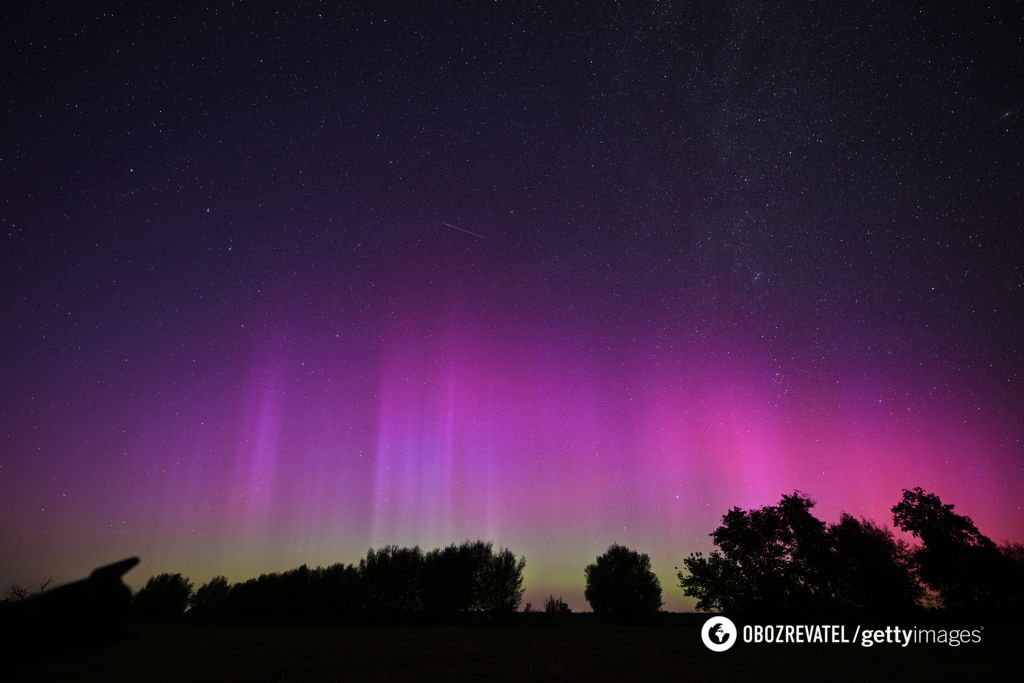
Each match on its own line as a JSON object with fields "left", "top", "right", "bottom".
{"left": 442, "top": 221, "right": 490, "bottom": 240}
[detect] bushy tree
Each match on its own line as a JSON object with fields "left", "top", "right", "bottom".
{"left": 677, "top": 549, "right": 747, "bottom": 613}
{"left": 133, "top": 573, "right": 193, "bottom": 621}
{"left": 679, "top": 492, "right": 834, "bottom": 613}
{"left": 477, "top": 547, "right": 526, "bottom": 613}
{"left": 892, "top": 487, "right": 1018, "bottom": 610}
{"left": 584, "top": 544, "right": 662, "bottom": 616}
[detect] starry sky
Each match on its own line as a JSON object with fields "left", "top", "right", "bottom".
{"left": 1, "top": 2, "right": 1022, "bottom": 611}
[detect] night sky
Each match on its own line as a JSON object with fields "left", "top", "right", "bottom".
{"left": 2, "top": 2, "right": 1022, "bottom": 611}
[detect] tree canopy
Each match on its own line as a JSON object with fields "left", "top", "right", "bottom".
{"left": 584, "top": 544, "right": 663, "bottom": 617}
{"left": 133, "top": 573, "right": 193, "bottom": 622}
{"left": 141, "top": 540, "right": 526, "bottom": 622}
{"left": 679, "top": 492, "right": 920, "bottom": 614}
{"left": 892, "top": 487, "right": 1022, "bottom": 610}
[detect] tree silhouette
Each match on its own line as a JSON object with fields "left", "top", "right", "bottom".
{"left": 830, "top": 514, "right": 921, "bottom": 613}
{"left": 359, "top": 545, "right": 424, "bottom": 615}
{"left": 133, "top": 573, "right": 193, "bottom": 622}
{"left": 313, "top": 563, "right": 360, "bottom": 618}
{"left": 173, "top": 542, "right": 527, "bottom": 621}
{"left": 677, "top": 549, "right": 747, "bottom": 613}
{"left": 584, "top": 544, "right": 662, "bottom": 617}
{"left": 679, "top": 492, "right": 834, "bottom": 613}
{"left": 416, "top": 541, "right": 526, "bottom": 615}
{"left": 1002, "top": 542, "right": 1024, "bottom": 566}
{"left": 2, "top": 585, "right": 30, "bottom": 603}
{"left": 892, "top": 487, "right": 1019, "bottom": 610}
{"left": 892, "top": 487, "right": 993, "bottom": 548}
{"left": 421, "top": 541, "right": 491, "bottom": 614}
{"left": 2, "top": 577, "right": 52, "bottom": 604}
{"left": 544, "top": 594, "right": 571, "bottom": 614}
{"left": 189, "top": 576, "right": 229, "bottom": 618}
{"left": 777, "top": 492, "right": 833, "bottom": 607}
{"left": 477, "top": 547, "right": 526, "bottom": 613}
{"left": 255, "top": 565, "right": 313, "bottom": 618}
{"left": 216, "top": 562, "right": 361, "bottom": 621}
{"left": 680, "top": 491, "right": 925, "bottom": 614}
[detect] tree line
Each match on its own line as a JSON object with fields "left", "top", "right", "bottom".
{"left": 10, "top": 487, "right": 1019, "bottom": 621}
{"left": 131, "top": 541, "right": 526, "bottom": 622}
{"left": 679, "top": 487, "right": 1024, "bottom": 616}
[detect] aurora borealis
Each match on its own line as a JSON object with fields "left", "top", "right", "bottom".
{"left": 1, "top": 2, "right": 1022, "bottom": 611}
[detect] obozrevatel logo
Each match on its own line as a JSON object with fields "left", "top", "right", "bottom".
{"left": 701, "top": 616, "right": 738, "bottom": 652}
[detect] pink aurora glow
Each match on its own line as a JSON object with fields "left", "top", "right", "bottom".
{"left": 3, "top": 277, "right": 1019, "bottom": 612}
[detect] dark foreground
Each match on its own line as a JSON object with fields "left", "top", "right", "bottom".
{"left": 9, "top": 618, "right": 1019, "bottom": 682}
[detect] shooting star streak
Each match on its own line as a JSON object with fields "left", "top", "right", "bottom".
{"left": 442, "top": 222, "right": 490, "bottom": 240}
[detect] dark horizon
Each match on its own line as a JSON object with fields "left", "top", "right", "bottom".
{"left": 8, "top": 485, "right": 1021, "bottom": 619}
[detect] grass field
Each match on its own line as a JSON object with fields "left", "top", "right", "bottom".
{"left": 9, "top": 618, "right": 1019, "bottom": 682}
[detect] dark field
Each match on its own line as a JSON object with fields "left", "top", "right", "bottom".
{"left": 9, "top": 618, "right": 1019, "bottom": 682}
